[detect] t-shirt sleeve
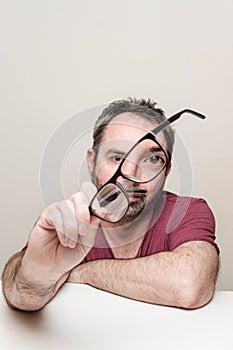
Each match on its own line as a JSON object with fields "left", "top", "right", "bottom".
{"left": 167, "top": 197, "right": 219, "bottom": 254}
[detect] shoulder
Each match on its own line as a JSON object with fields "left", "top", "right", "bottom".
{"left": 165, "top": 191, "right": 213, "bottom": 207}
{"left": 162, "top": 191, "right": 218, "bottom": 252}
{"left": 148, "top": 191, "right": 215, "bottom": 235}
{"left": 164, "top": 191, "right": 215, "bottom": 228}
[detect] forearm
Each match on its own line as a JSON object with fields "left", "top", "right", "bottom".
{"left": 71, "top": 255, "right": 185, "bottom": 306}
{"left": 76, "top": 257, "right": 164, "bottom": 305}
{"left": 69, "top": 243, "right": 219, "bottom": 309}
{"left": 1, "top": 251, "right": 68, "bottom": 311}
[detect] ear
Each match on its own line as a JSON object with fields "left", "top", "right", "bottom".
{"left": 86, "top": 148, "right": 95, "bottom": 176}
{"left": 165, "top": 162, "right": 172, "bottom": 178}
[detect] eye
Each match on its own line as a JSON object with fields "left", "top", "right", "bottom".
{"left": 114, "top": 156, "right": 123, "bottom": 162}
{"left": 149, "top": 155, "right": 159, "bottom": 164}
{"left": 147, "top": 155, "right": 165, "bottom": 165}
{"left": 110, "top": 155, "right": 123, "bottom": 163}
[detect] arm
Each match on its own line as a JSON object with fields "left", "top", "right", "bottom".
{"left": 1, "top": 250, "right": 69, "bottom": 311}
{"left": 2, "top": 185, "right": 100, "bottom": 311}
{"left": 68, "top": 240, "right": 219, "bottom": 309}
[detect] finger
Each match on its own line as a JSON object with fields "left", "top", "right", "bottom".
{"left": 39, "top": 203, "right": 59, "bottom": 230}
{"left": 71, "top": 189, "right": 99, "bottom": 247}
{"left": 39, "top": 203, "right": 69, "bottom": 240}
{"left": 70, "top": 192, "right": 91, "bottom": 236}
{"left": 39, "top": 205, "right": 75, "bottom": 247}
{"left": 80, "top": 182, "right": 98, "bottom": 202}
{"left": 80, "top": 182, "right": 102, "bottom": 227}
{"left": 78, "top": 184, "right": 101, "bottom": 246}
{"left": 56, "top": 200, "right": 79, "bottom": 243}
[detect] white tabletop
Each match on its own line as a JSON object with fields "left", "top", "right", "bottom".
{"left": 0, "top": 282, "right": 233, "bottom": 350}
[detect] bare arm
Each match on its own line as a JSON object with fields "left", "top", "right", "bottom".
{"left": 1, "top": 251, "right": 69, "bottom": 311}
{"left": 1, "top": 184, "right": 100, "bottom": 311}
{"left": 68, "top": 241, "right": 219, "bottom": 309}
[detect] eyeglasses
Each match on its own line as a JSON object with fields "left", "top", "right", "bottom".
{"left": 89, "top": 109, "right": 206, "bottom": 223}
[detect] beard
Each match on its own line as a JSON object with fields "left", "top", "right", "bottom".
{"left": 91, "top": 169, "right": 165, "bottom": 226}
{"left": 117, "top": 183, "right": 146, "bottom": 219}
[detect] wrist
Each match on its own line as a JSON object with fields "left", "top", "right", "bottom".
{"left": 20, "top": 254, "right": 63, "bottom": 285}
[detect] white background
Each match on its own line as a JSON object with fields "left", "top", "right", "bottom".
{"left": 0, "top": 0, "right": 232, "bottom": 290}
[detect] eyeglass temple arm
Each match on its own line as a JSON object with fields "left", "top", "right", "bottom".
{"left": 151, "top": 109, "right": 206, "bottom": 136}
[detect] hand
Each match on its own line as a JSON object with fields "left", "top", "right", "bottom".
{"left": 21, "top": 183, "right": 100, "bottom": 283}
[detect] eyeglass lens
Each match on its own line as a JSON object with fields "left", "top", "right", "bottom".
{"left": 90, "top": 183, "right": 129, "bottom": 223}
{"left": 121, "top": 139, "right": 167, "bottom": 183}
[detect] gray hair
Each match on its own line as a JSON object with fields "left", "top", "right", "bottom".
{"left": 92, "top": 97, "right": 175, "bottom": 160}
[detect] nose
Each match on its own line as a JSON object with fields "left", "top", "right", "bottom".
{"left": 121, "top": 159, "right": 141, "bottom": 182}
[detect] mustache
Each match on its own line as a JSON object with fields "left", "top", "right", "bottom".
{"left": 97, "top": 186, "right": 147, "bottom": 208}
{"left": 93, "top": 175, "right": 148, "bottom": 198}
{"left": 122, "top": 185, "right": 147, "bottom": 196}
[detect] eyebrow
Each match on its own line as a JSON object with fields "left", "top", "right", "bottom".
{"left": 105, "top": 148, "right": 126, "bottom": 156}
{"left": 105, "top": 145, "right": 165, "bottom": 158}
{"left": 147, "top": 145, "right": 164, "bottom": 153}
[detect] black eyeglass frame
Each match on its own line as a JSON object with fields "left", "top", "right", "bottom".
{"left": 89, "top": 108, "right": 206, "bottom": 222}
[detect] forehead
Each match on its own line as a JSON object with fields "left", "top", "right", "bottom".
{"left": 101, "top": 112, "right": 166, "bottom": 148}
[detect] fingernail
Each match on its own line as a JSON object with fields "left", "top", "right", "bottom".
{"left": 68, "top": 241, "right": 76, "bottom": 248}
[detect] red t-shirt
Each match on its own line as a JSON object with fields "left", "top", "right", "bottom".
{"left": 83, "top": 191, "right": 219, "bottom": 262}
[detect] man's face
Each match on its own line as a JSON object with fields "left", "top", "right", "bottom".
{"left": 87, "top": 113, "right": 171, "bottom": 224}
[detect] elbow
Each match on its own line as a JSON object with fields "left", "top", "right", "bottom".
{"left": 176, "top": 279, "right": 215, "bottom": 310}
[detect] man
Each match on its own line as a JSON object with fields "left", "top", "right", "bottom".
{"left": 2, "top": 98, "right": 219, "bottom": 311}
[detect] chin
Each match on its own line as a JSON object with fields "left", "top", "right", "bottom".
{"left": 111, "top": 202, "right": 145, "bottom": 227}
